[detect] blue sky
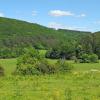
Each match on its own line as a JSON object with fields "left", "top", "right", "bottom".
{"left": 0, "top": 0, "right": 100, "bottom": 32}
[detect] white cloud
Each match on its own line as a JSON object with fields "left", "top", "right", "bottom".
{"left": 48, "top": 22, "right": 89, "bottom": 31}
{"left": 32, "top": 10, "right": 37, "bottom": 16}
{"left": 76, "top": 13, "right": 86, "bottom": 18}
{"left": 80, "top": 14, "right": 86, "bottom": 17}
{"left": 49, "top": 10, "right": 74, "bottom": 17}
{"left": 49, "top": 10, "right": 86, "bottom": 18}
{"left": 0, "top": 12, "right": 4, "bottom": 17}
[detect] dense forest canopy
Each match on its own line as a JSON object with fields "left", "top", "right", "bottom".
{"left": 0, "top": 17, "right": 100, "bottom": 59}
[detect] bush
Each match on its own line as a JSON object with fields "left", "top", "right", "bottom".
{"left": 78, "top": 53, "right": 99, "bottom": 63}
{"left": 36, "top": 59, "right": 56, "bottom": 74}
{"left": 14, "top": 47, "right": 57, "bottom": 75}
{"left": 0, "top": 65, "right": 4, "bottom": 76}
{"left": 45, "top": 47, "right": 75, "bottom": 60}
{"left": 15, "top": 63, "right": 40, "bottom": 75}
{"left": 80, "top": 54, "right": 90, "bottom": 63}
{"left": 14, "top": 47, "right": 74, "bottom": 75}
{"left": 56, "top": 59, "right": 73, "bottom": 73}
{"left": 14, "top": 47, "right": 40, "bottom": 75}
{"left": 15, "top": 58, "right": 56, "bottom": 75}
{"left": 89, "top": 54, "right": 99, "bottom": 63}
{"left": 45, "top": 49, "right": 60, "bottom": 59}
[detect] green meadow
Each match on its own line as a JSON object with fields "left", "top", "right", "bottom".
{"left": 0, "top": 59, "right": 100, "bottom": 100}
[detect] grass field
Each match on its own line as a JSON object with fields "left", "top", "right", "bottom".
{"left": 0, "top": 59, "right": 100, "bottom": 100}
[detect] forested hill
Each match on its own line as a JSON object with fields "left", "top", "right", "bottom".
{"left": 0, "top": 17, "right": 99, "bottom": 58}
{"left": 92, "top": 31, "right": 100, "bottom": 57}
{"left": 0, "top": 17, "right": 91, "bottom": 48}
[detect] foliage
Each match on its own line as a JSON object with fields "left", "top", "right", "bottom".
{"left": 56, "top": 59, "right": 73, "bottom": 73}
{"left": 79, "top": 53, "right": 99, "bottom": 63}
{"left": 15, "top": 48, "right": 73, "bottom": 75}
{"left": 0, "top": 65, "right": 4, "bottom": 76}
{"left": 45, "top": 48, "right": 60, "bottom": 59}
{"left": 93, "top": 32, "right": 100, "bottom": 58}
{"left": 0, "top": 47, "right": 24, "bottom": 58}
{"left": 0, "top": 17, "right": 100, "bottom": 61}
{"left": 14, "top": 47, "right": 55, "bottom": 75}
{"left": 14, "top": 47, "right": 40, "bottom": 75}
{"left": 88, "top": 54, "right": 99, "bottom": 63}
{"left": 0, "top": 17, "right": 91, "bottom": 58}
{"left": 79, "top": 35, "right": 93, "bottom": 54}
{"left": 75, "top": 45, "right": 84, "bottom": 59}
{"left": 45, "top": 41, "right": 76, "bottom": 59}
{"left": 36, "top": 59, "right": 56, "bottom": 74}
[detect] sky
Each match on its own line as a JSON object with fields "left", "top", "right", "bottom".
{"left": 0, "top": 0, "right": 100, "bottom": 32}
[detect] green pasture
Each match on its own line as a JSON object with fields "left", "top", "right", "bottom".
{"left": 0, "top": 58, "right": 100, "bottom": 100}
{"left": 0, "top": 58, "right": 100, "bottom": 75}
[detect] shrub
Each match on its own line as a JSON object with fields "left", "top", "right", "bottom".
{"left": 36, "top": 59, "right": 56, "bottom": 74}
{"left": 14, "top": 47, "right": 40, "bottom": 75}
{"left": 15, "top": 58, "right": 56, "bottom": 75}
{"left": 45, "top": 49, "right": 60, "bottom": 59}
{"left": 14, "top": 47, "right": 57, "bottom": 75}
{"left": 80, "top": 54, "right": 90, "bottom": 63}
{"left": 89, "top": 54, "right": 99, "bottom": 63}
{"left": 15, "top": 63, "right": 40, "bottom": 75}
{"left": 56, "top": 59, "right": 73, "bottom": 73}
{"left": 0, "top": 65, "right": 4, "bottom": 76}
{"left": 14, "top": 47, "right": 74, "bottom": 75}
{"left": 78, "top": 53, "right": 99, "bottom": 63}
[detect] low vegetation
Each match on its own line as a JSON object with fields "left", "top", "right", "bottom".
{"left": 0, "top": 65, "right": 4, "bottom": 76}
{"left": 14, "top": 47, "right": 73, "bottom": 75}
{"left": 0, "top": 59, "right": 100, "bottom": 99}
{"left": 75, "top": 53, "right": 99, "bottom": 63}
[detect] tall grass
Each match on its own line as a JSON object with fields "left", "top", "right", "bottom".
{"left": 0, "top": 59, "right": 100, "bottom": 99}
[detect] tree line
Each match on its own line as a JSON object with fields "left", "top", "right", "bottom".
{"left": 0, "top": 17, "right": 100, "bottom": 60}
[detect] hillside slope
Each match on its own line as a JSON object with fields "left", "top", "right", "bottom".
{"left": 92, "top": 31, "right": 100, "bottom": 57}
{"left": 0, "top": 17, "right": 93, "bottom": 58}
{"left": 0, "top": 17, "right": 91, "bottom": 48}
